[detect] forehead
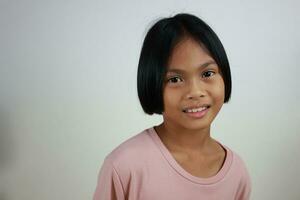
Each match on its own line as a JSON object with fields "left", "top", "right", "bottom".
{"left": 167, "top": 37, "right": 214, "bottom": 71}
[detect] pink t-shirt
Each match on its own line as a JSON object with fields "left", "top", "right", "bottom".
{"left": 93, "top": 127, "right": 251, "bottom": 200}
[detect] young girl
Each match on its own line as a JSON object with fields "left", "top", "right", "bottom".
{"left": 93, "top": 13, "right": 251, "bottom": 200}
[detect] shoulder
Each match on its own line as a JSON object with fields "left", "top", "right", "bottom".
{"left": 217, "top": 141, "right": 250, "bottom": 176}
{"left": 104, "top": 127, "right": 155, "bottom": 169}
{"left": 226, "top": 147, "right": 252, "bottom": 193}
{"left": 219, "top": 142, "right": 251, "bottom": 182}
{"left": 224, "top": 145, "right": 252, "bottom": 198}
{"left": 94, "top": 130, "right": 154, "bottom": 200}
{"left": 230, "top": 149, "right": 251, "bottom": 178}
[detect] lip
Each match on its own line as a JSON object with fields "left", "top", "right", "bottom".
{"left": 182, "top": 105, "right": 210, "bottom": 119}
{"left": 182, "top": 104, "right": 210, "bottom": 112}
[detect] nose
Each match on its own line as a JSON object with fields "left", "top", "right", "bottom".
{"left": 185, "top": 79, "right": 206, "bottom": 100}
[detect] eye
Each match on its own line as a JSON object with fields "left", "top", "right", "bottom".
{"left": 202, "top": 70, "right": 215, "bottom": 78}
{"left": 167, "top": 76, "right": 183, "bottom": 83}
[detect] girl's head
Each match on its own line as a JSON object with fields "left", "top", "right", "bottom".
{"left": 137, "top": 13, "right": 231, "bottom": 127}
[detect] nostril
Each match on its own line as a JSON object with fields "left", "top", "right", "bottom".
{"left": 187, "top": 94, "right": 205, "bottom": 99}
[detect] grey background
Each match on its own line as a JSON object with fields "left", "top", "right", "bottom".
{"left": 0, "top": 0, "right": 299, "bottom": 199}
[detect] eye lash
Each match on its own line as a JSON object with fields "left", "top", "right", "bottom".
{"left": 166, "top": 76, "right": 183, "bottom": 83}
{"left": 202, "top": 70, "right": 216, "bottom": 78}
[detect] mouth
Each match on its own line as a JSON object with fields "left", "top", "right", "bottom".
{"left": 182, "top": 105, "right": 210, "bottom": 118}
{"left": 182, "top": 105, "right": 210, "bottom": 113}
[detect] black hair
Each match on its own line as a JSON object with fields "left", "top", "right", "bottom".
{"left": 137, "top": 13, "right": 232, "bottom": 115}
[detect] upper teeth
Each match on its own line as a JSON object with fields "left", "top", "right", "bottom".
{"left": 185, "top": 107, "right": 207, "bottom": 113}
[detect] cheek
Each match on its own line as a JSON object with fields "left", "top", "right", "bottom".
{"left": 163, "top": 89, "right": 181, "bottom": 109}
{"left": 211, "top": 80, "right": 225, "bottom": 103}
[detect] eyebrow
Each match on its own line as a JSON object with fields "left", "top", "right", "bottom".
{"left": 167, "top": 60, "right": 216, "bottom": 73}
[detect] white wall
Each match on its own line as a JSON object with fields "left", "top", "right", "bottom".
{"left": 0, "top": 0, "right": 299, "bottom": 199}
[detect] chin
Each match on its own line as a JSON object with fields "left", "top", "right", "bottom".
{"left": 177, "top": 119, "right": 212, "bottom": 131}
{"left": 185, "top": 123, "right": 211, "bottom": 131}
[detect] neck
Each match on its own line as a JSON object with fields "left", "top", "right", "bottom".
{"left": 155, "top": 122, "right": 214, "bottom": 154}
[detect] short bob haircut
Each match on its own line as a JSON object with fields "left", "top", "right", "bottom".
{"left": 137, "top": 13, "right": 231, "bottom": 115}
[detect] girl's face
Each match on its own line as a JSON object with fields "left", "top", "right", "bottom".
{"left": 162, "top": 37, "right": 225, "bottom": 131}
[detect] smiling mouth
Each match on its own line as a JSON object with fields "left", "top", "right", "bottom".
{"left": 182, "top": 105, "right": 210, "bottom": 113}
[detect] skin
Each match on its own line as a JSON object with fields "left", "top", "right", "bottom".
{"left": 155, "top": 37, "right": 226, "bottom": 178}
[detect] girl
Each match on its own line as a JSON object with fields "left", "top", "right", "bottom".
{"left": 93, "top": 13, "right": 251, "bottom": 200}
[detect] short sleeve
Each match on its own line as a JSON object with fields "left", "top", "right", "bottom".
{"left": 93, "top": 157, "right": 125, "bottom": 200}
